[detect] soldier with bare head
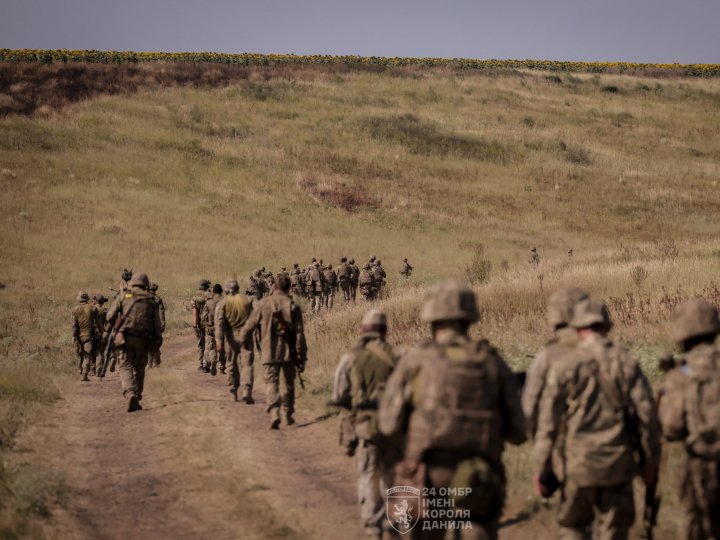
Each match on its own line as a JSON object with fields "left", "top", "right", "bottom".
{"left": 659, "top": 298, "right": 720, "bottom": 540}
{"left": 237, "top": 275, "right": 307, "bottom": 429}
{"left": 379, "top": 280, "right": 526, "bottom": 539}
{"left": 72, "top": 291, "right": 99, "bottom": 382}
{"left": 215, "top": 280, "right": 254, "bottom": 403}
{"left": 106, "top": 273, "right": 163, "bottom": 412}
{"left": 534, "top": 298, "right": 661, "bottom": 540}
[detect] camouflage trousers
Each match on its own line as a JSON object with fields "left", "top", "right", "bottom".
{"left": 204, "top": 329, "right": 217, "bottom": 370}
{"left": 148, "top": 350, "right": 161, "bottom": 368}
{"left": 339, "top": 280, "right": 352, "bottom": 303}
{"left": 557, "top": 480, "right": 634, "bottom": 540}
{"left": 679, "top": 456, "right": 720, "bottom": 540}
{"left": 263, "top": 362, "right": 296, "bottom": 420}
{"left": 355, "top": 441, "right": 388, "bottom": 537}
{"left": 77, "top": 339, "right": 96, "bottom": 378}
{"left": 196, "top": 327, "right": 206, "bottom": 367}
{"left": 228, "top": 344, "right": 254, "bottom": 399}
{"left": 308, "top": 290, "right": 322, "bottom": 312}
{"left": 117, "top": 335, "right": 149, "bottom": 401}
{"left": 323, "top": 288, "right": 335, "bottom": 310}
{"left": 350, "top": 280, "right": 358, "bottom": 302}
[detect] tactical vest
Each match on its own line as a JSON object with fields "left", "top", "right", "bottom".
{"left": 406, "top": 340, "right": 503, "bottom": 462}
{"left": 308, "top": 269, "right": 322, "bottom": 292}
{"left": 337, "top": 263, "right": 351, "bottom": 279}
{"left": 359, "top": 270, "right": 373, "bottom": 286}
{"left": 685, "top": 344, "right": 720, "bottom": 459}
{"left": 119, "top": 291, "right": 158, "bottom": 338}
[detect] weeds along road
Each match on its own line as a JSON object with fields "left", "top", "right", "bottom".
{"left": 12, "top": 334, "right": 362, "bottom": 540}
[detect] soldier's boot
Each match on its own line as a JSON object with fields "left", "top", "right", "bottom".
{"left": 128, "top": 395, "right": 141, "bottom": 413}
{"left": 81, "top": 373, "right": 90, "bottom": 382}
{"left": 285, "top": 413, "right": 295, "bottom": 426}
{"left": 270, "top": 409, "right": 281, "bottom": 430}
{"left": 202, "top": 363, "right": 211, "bottom": 374}
{"left": 210, "top": 360, "right": 218, "bottom": 376}
{"left": 230, "top": 388, "right": 238, "bottom": 402}
{"left": 242, "top": 391, "right": 254, "bottom": 405}
{"left": 197, "top": 361, "right": 205, "bottom": 372}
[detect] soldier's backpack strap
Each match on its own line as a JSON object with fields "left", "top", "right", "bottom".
{"left": 365, "top": 341, "right": 396, "bottom": 369}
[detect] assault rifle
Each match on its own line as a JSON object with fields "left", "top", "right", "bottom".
{"left": 99, "top": 327, "right": 117, "bottom": 380}
{"left": 272, "top": 308, "right": 305, "bottom": 390}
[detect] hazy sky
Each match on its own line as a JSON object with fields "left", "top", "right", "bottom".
{"left": 1, "top": 0, "right": 718, "bottom": 63}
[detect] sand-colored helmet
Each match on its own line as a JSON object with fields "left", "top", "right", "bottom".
{"left": 670, "top": 298, "right": 720, "bottom": 343}
{"left": 362, "top": 309, "right": 388, "bottom": 328}
{"left": 198, "top": 279, "right": 210, "bottom": 290}
{"left": 77, "top": 290, "right": 90, "bottom": 302}
{"left": 420, "top": 280, "right": 480, "bottom": 324}
{"left": 130, "top": 273, "right": 149, "bottom": 289}
{"left": 121, "top": 268, "right": 133, "bottom": 282}
{"left": 349, "top": 258, "right": 355, "bottom": 264}
{"left": 224, "top": 280, "right": 239, "bottom": 293}
{"left": 547, "top": 287, "right": 589, "bottom": 330}
{"left": 570, "top": 298, "right": 612, "bottom": 330}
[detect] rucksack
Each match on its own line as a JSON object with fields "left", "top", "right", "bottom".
{"left": 685, "top": 345, "right": 720, "bottom": 459}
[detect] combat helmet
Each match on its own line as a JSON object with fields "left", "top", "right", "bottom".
{"left": 362, "top": 309, "right": 387, "bottom": 328}
{"left": 420, "top": 280, "right": 480, "bottom": 324}
{"left": 77, "top": 290, "right": 90, "bottom": 302}
{"left": 570, "top": 298, "right": 612, "bottom": 330}
{"left": 130, "top": 273, "right": 150, "bottom": 289}
{"left": 547, "top": 287, "right": 589, "bottom": 331}
{"left": 670, "top": 298, "right": 720, "bottom": 343}
{"left": 199, "top": 279, "right": 211, "bottom": 290}
{"left": 349, "top": 258, "right": 355, "bottom": 265}
{"left": 224, "top": 280, "right": 240, "bottom": 294}
{"left": 121, "top": 268, "right": 133, "bottom": 282}
{"left": 363, "top": 263, "right": 371, "bottom": 270}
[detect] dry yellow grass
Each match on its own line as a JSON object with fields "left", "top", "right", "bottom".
{"left": 1, "top": 64, "right": 719, "bottom": 536}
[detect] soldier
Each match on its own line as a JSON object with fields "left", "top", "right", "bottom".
{"left": 534, "top": 298, "right": 661, "bottom": 540}
{"left": 350, "top": 310, "right": 401, "bottom": 537}
{"left": 93, "top": 294, "right": 109, "bottom": 377}
{"left": 337, "top": 257, "right": 353, "bottom": 304}
{"left": 659, "top": 298, "right": 720, "bottom": 540}
{"left": 323, "top": 263, "right": 338, "bottom": 310}
{"left": 216, "top": 280, "right": 254, "bottom": 402}
{"left": 373, "top": 260, "right": 386, "bottom": 297}
{"left": 349, "top": 258, "right": 360, "bottom": 303}
{"left": 379, "top": 280, "right": 526, "bottom": 538}
{"left": 359, "top": 264, "right": 376, "bottom": 301}
{"left": 191, "top": 279, "right": 211, "bottom": 372}
{"left": 106, "top": 273, "right": 163, "bottom": 412}
{"left": 147, "top": 283, "right": 165, "bottom": 368}
{"left": 399, "top": 258, "right": 413, "bottom": 278}
{"left": 567, "top": 248, "right": 574, "bottom": 261}
{"left": 306, "top": 261, "right": 325, "bottom": 312}
{"left": 72, "top": 291, "right": 100, "bottom": 382}
{"left": 529, "top": 247, "right": 540, "bottom": 265}
{"left": 237, "top": 275, "right": 307, "bottom": 429}
{"left": 202, "top": 284, "right": 224, "bottom": 376}
{"left": 522, "top": 287, "right": 588, "bottom": 439}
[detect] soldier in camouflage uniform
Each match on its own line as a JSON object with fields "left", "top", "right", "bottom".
{"left": 191, "top": 279, "right": 211, "bottom": 372}
{"left": 216, "top": 280, "right": 255, "bottom": 402}
{"left": 323, "top": 264, "right": 338, "bottom": 310}
{"left": 522, "top": 287, "right": 588, "bottom": 440}
{"left": 306, "top": 261, "right": 325, "bottom": 312}
{"left": 379, "top": 280, "right": 526, "bottom": 539}
{"left": 534, "top": 298, "right": 661, "bottom": 540}
{"left": 106, "top": 273, "right": 163, "bottom": 412}
{"left": 290, "top": 264, "right": 306, "bottom": 298}
{"left": 359, "top": 264, "right": 377, "bottom": 301}
{"left": 659, "top": 298, "right": 720, "bottom": 540}
{"left": 337, "top": 257, "right": 353, "bottom": 304}
{"left": 92, "top": 294, "right": 109, "bottom": 377}
{"left": 238, "top": 275, "right": 307, "bottom": 429}
{"left": 349, "top": 258, "right": 360, "bottom": 303}
{"left": 347, "top": 310, "right": 401, "bottom": 537}
{"left": 399, "top": 258, "right": 413, "bottom": 279}
{"left": 529, "top": 247, "right": 540, "bottom": 265}
{"left": 202, "top": 284, "right": 224, "bottom": 376}
{"left": 72, "top": 291, "right": 100, "bottom": 382}
{"left": 147, "top": 283, "right": 165, "bottom": 368}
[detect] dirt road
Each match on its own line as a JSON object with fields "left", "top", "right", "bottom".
{"left": 12, "top": 334, "right": 556, "bottom": 540}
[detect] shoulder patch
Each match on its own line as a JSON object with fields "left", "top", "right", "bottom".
{"left": 125, "top": 293, "right": 133, "bottom": 298}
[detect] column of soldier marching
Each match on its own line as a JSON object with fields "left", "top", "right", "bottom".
{"left": 70, "top": 255, "right": 720, "bottom": 540}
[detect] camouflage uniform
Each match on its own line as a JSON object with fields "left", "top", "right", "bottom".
{"left": 106, "top": 273, "right": 163, "bottom": 412}
{"left": 72, "top": 291, "right": 99, "bottom": 381}
{"left": 349, "top": 310, "right": 401, "bottom": 537}
{"left": 372, "top": 261, "right": 386, "bottom": 297}
{"left": 201, "top": 284, "right": 224, "bottom": 376}
{"left": 349, "top": 258, "right": 360, "bottom": 303}
{"left": 148, "top": 283, "right": 165, "bottom": 368}
{"left": 337, "top": 257, "right": 353, "bottom": 304}
{"left": 215, "top": 281, "right": 254, "bottom": 402}
{"left": 359, "top": 264, "right": 377, "bottom": 301}
{"left": 93, "top": 295, "right": 109, "bottom": 377}
{"left": 400, "top": 258, "right": 413, "bottom": 278}
{"left": 306, "top": 262, "right": 325, "bottom": 312}
{"left": 529, "top": 247, "right": 540, "bottom": 265}
{"left": 323, "top": 264, "right": 337, "bottom": 310}
{"left": 238, "top": 277, "right": 307, "bottom": 429}
{"left": 659, "top": 298, "right": 720, "bottom": 540}
{"left": 191, "top": 280, "right": 211, "bottom": 371}
{"left": 534, "top": 299, "right": 661, "bottom": 540}
{"left": 379, "top": 280, "right": 526, "bottom": 539}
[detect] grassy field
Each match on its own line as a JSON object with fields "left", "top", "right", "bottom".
{"left": 1, "top": 63, "right": 720, "bottom": 536}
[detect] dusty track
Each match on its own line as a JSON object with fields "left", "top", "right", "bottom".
{"left": 12, "top": 334, "right": 558, "bottom": 540}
